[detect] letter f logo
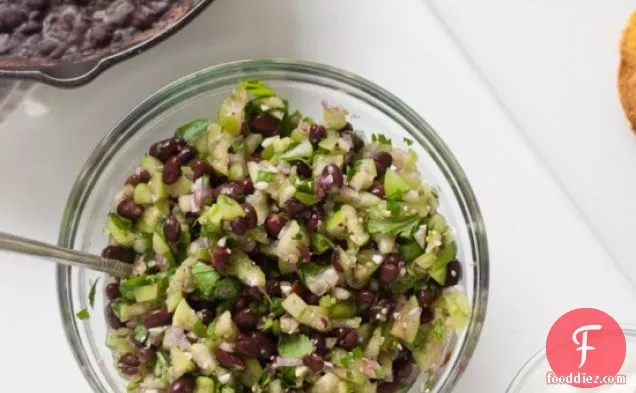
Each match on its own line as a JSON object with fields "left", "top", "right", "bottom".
{"left": 572, "top": 324, "right": 602, "bottom": 368}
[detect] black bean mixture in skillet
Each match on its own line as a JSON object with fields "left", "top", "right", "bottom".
{"left": 0, "top": 0, "right": 195, "bottom": 60}
{"left": 94, "top": 80, "right": 471, "bottom": 393}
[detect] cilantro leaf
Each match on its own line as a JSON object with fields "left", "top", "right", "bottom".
{"left": 191, "top": 262, "right": 221, "bottom": 299}
{"left": 213, "top": 278, "right": 242, "bottom": 300}
{"left": 366, "top": 216, "right": 421, "bottom": 238}
{"left": 312, "top": 233, "right": 334, "bottom": 254}
{"left": 155, "top": 352, "right": 170, "bottom": 385}
{"left": 432, "top": 318, "right": 445, "bottom": 340}
{"left": 277, "top": 334, "right": 315, "bottom": 359}
{"left": 232, "top": 140, "right": 246, "bottom": 153}
{"left": 372, "top": 133, "right": 392, "bottom": 145}
{"left": 119, "top": 275, "right": 152, "bottom": 301}
{"left": 280, "top": 110, "right": 303, "bottom": 137}
{"left": 256, "top": 170, "right": 277, "bottom": 183}
{"left": 268, "top": 297, "right": 285, "bottom": 317}
{"left": 280, "top": 367, "right": 296, "bottom": 388}
{"left": 76, "top": 309, "right": 90, "bottom": 320}
{"left": 108, "top": 213, "right": 133, "bottom": 232}
{"left": 238, "top": 80, "right": 276, "bottom": 98}
{"left": 175, "top": 119, "right": 209, "bottom": 141}
{"left": 351, "top": 347, "right": 364, "bottom": 360}
{"left": 386, "top": 201, "right": 402, "bottom": 217}
{"left": 403, "top": 137, "right": 414, "bottom": 146}
{"left": 134, "top": 324, "right": 149, "bottom": 344}
{"left": 88, "top": 278, "right": 100, "bottom": 308}
{"left": 193, "top": 320, "right": 208, "bottom": 338}
{"left": 294, "top": 191, "right": 319, "bottom": 206}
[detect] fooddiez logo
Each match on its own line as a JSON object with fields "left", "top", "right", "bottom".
{"left": 545, "top": 308, "right": 627, "bottom": 388}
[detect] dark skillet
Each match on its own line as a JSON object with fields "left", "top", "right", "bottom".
{"left": 0, "top": 0, "right": 214, "bottom": 87}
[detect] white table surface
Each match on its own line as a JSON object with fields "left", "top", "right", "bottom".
{"left": 1, "top": 0, "right": 634, "bottom": 391}
{"left": 431, "top": 0, "right": 636, "bottom": 287}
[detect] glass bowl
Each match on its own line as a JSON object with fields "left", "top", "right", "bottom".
{"left": 507, "top": 328, "right": 636, "bottom": 392}
{"left": 57, "top": 59, "right": 489, "bottom": 393}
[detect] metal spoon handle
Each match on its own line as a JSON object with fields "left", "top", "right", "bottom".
{"left": 0, "top": 231, "right": 133, "bottom": 277}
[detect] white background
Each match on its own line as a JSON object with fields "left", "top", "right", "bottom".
{"left": 1, "top": 0, "right": 635, "bottom": 391}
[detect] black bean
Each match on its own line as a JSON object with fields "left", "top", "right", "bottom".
{"left": 138, "top": 347, "right": 155, "bottom": 363}
{"left": 201, "top": 309, "right": 216, "bottom": 326}
{"left": 163, "top": 216, "right": 181, "bottom": 243}
{"left": 317, "top": 164, "right": 344, "bottom": 192}
{"left": 249, "top": 113, "right": 280, "bottom": 136}
{"left": 284, "top": 197, "right": 308, "bottom": 218}
{"left": 0, "top": 6, "right": 27, "bottom": 33}
{"left": 235, "top": 338, "right": 260, "bottom": 359}
{"left": 105, "top": 282, "right": 120, "bottom": 301}
{"left": 116, "top": 199, "right": 143, "bottom": 221}
{"left": 351, "top": 133, "right": 365, "bottom": 152}
{"left": 294, "top": 161, "right": 312, "bottom": 178}
{"left": 251, "top": 332, "right": 276, "bottom": 359}
{"left": 138, "top": 170, "right": 151, "bottom": 183}
{"left": 356, "top": 290, "right": 376, "bottom": 310}
{"left": 417, "top": 282, "right": 442, "bottom": 308}
{"left": 308, "top": 124, "right": 327, "bottom": 146}
{"left": 230, "top": 217, "right": 249, "bottom": 236}
{"left": 374, "top": 152, "right": 393, "bottom": 178}
{"left": 420, "top": 307, "right": 434, "bottom": 324}
{"left": 303, "top": 354, "right": 325, "bottom": 372}
{"left": 244, "top": 286, "right": 264, "bottom": 302}
{"left": 343, "top": 151, "right": 355, "bottom": 166}
{"left": 239, "top": 177, "right": 254, "bottom": 194}
{"left": 26, "top": 0, "right": 49, "bottom": 10}
{"left": 119, "top": 364, "right": 139, "bottom": 375}
{"left": 211, "top": 247, "right": 231, "bottom": 275}
{"left": 393, "top": 359, "right": 415, "bottom": 381}
{"left": 265, "top": 280, "right": 282, "bottom": 297}
{"left": 395, "top": 348, "right": 414, "bottom": 363}
{"left": 215, "top": 349, "right": 245, "bottom": 369}
{"left": 369, "top": 299, "right": 395, "bottom": 322}
{"left": 242, "top": 203, "right": 258, "bottom": 228}
{"left": 102, "top": 246, "right": 135, "bottom": 263}
{"left": 444, "top": 260, "right": 462, "bottom": 287}
{"left": 214, "top": 182, "right": 245, "bottom": 200}
{"left": 369, "top": 180, "right": 385, "bottom": 198}
{"left": 234, "top": 296, "right": 249, "bottom": 311}
{"left": 336, "top": 328, "right": 359, "bottom": 350}
{"left": 162, "top": 156, "right": 182, "bottom": 185}
{"left": 149, "top": 137, "right": 183, "bottom": 163}
{"left": 306, "top": 208, "right": 325, "bottom": 234}
{"left": 186, "top": 296, "right": 215, "bottom": 311}
{"left": 377, "top": 381, "right": 400, "bottom": 393}
{"left": 309, "top": 332, "right": 328, "bottom": 356}
{"left": 106, "top": 302, "right": 123, "bottom": 329}
{"left": 169, "top": 375, "right": 195, "bottom": 393}
{"left": 126, "top": 170, "right": 151, "bottom": 186}
{"left": 331, "top": 250, "right": 343, "bottom": 272}
{"left": 88, "top": 23, "right": 112, "bottom": 48}
{"left": 191, "top": 159, "right": 215, "bottom": 181}
{"left": 177, "top": 145, "right": 198, "bottom": 165}
{"left": 265, "top": 215, "right": 288, "bottom": 238}
{"left": 303, "top": 291, "right": 319, "bottom": 306}
{"left": 143, "top": 309, "right": 172, "bottom": 328}
{"left": 233, "top": 308, "right": 259, "bottom": 332}
{"left": 119, "top": 352, "right": 140, "bottom": 367}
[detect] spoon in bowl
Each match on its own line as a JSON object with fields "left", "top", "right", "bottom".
{"left": 0, "top": 231, "right": 133, "bottom": 277}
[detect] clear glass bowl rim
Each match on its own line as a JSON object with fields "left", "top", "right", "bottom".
{"left": 56, "top": 58, "right": 490, "bottom": 392}
{"left": 506, "top": 326, "right": 636, "bottom": 392}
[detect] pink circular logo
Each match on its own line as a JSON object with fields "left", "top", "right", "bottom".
{"left": 546, "top": 308, "right": 626, "bottom": 388}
